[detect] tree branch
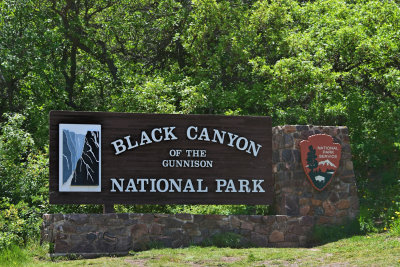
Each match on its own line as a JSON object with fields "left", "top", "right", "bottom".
{"left": 85, "top": 1, "right": 115, "bottom": 22}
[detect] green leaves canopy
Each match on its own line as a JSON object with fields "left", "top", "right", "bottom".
{"left": 1, "top": 0, "right": 399, "bottom": 178}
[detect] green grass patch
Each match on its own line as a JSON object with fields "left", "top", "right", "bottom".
{"left": 0, "top": 240, "right": 49, "bottom": 267}
{"left": 125, "top": 234, "right": 400, "bottom": 266}
{"left": 3, "top": 233, "right": 399, "bottom": 266}
{"left": 0, "top": 245, "right": 30, "bottom": 267}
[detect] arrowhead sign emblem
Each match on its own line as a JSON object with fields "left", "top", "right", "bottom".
{"left": 300, "top": 134, "right": 341, "bottom": 191}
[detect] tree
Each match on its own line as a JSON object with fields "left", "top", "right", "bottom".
{"left": 307, "top": 145, "right": 318, "bottom": 174}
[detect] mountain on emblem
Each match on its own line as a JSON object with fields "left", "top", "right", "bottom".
{"left": 300, "top": 134, "right": 341, "bottom": 191}
{"left": 318, "top": 159, "right": 336, "bottom": 168}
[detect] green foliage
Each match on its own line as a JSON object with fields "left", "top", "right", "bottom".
{"left": 0, "top": 200, "right": 42, "bottom": 250}
{"left": 46, "top": 204, "right": 103, "bottom": 215}
{"left": 358, "top": 206, "right": 378, "bottom": 233}
{"left": 114, "top": 204, "right": 271, "bottom": 215}
{"left": 0, "top": 115, "right": 47, "bottom": 249}
{"left": 169, "top": 205, "right": 270, "bottom": 215}
{"left": 0, "top": 114, "right": 48, "bottom": 205}
{"left": 202, "top": 232, "right": 244, "bottom": 248}
{"left": 358, "top": 173, "right": 400, "bottom": 232}
{"left": 389, "top": 211, "right": 400, "bottom": 236}
{"left": 311, "top": 219, "right": 362, "bottom": 245}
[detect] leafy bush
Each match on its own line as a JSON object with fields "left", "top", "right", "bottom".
{"left": 0, "top": 200, "right": 42, "bottom": 250}
{"left": 358, "top": 206, "right": 378, "bottom": 233}
{"left": 0, "top": 114, "right": 48, "bottom": 205}
{"left": 311, "top": 219, "right": 362, "bottom": 245}
{"left": 389, "top": 211, "right": 400, "bottom": 236}
{"left": 168, "top": 205, "right": 270, "bottom": 215}
{"left": 358, "top": 175, "right": 400, "bottom": 232}
{"left": 0, "top": 114, "right": 47, "bottom": 249}
{"left": 46, "top": 204, "right": 103, "bottom": 215}
{"left": 113, "top": 204, "right": 271, "bottom": 216}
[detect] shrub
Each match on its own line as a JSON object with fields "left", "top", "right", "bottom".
{"left": 168, "top": 205, "right": 270, "bottom": 215}
{"left": 311, "top": 219, "right": 362, "bottom": 245}
{"left": 0, "top": 114, "right": 47, "bottom": 250}
{"left": 389, "top": 211, "right": 400, "bottom": 236}
{"left": 0, "top": 200, "right": 42, "bottom": 250}
{"left": 358, "top": 175, "right": 400, "bottom": 232}
{"left": 113, "top": 204, "right": 271, "bottom": 216}
{"left": 0, "top": 114, "right": 48, "bottom": 205}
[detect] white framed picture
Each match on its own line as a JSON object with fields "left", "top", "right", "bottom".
{"left": 59, "top": 124, "right": 101, "bottom": 192}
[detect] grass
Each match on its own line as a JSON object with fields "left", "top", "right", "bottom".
{"left": 1, "top": 233, "right": 399, "bottom": 266}
{"left": 0, "top": 241, "right": 48, "bottom": 267}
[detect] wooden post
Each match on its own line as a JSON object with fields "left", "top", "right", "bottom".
{"left": 103, "top": 204, "right": 115, "bottom": 214}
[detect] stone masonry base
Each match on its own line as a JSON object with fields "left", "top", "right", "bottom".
{"left": 42, "top": 213, "right": 316, "bottom": 255}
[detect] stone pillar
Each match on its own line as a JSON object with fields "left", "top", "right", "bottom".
{"left": 272, "top": 125, "right": 359, "bottom": 225}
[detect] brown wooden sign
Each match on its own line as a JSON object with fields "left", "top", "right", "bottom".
{"left": 49, "top": 111, "right": 273, "bottom": 205}
{"left": 300, "top": 134, "right": 341, "bottom": 191}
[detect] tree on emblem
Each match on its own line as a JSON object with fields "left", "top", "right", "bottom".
{"left": 307, "top": 145, "right": 318, "bottom": 174}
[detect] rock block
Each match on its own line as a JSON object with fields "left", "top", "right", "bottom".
{"left": 269, "top": 230, "right": 284, "bottom": 243}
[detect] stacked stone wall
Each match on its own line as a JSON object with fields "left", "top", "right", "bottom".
{"left": 42, "top": 213, "right": 315, "bottom": 254}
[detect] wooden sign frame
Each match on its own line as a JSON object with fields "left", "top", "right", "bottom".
{"left": 49, "top": 111, "right": 272, "bottom": 205}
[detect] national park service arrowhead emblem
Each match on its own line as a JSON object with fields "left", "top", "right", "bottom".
{"left": 300, "top": 134, "right": 341, "bottom": 191}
